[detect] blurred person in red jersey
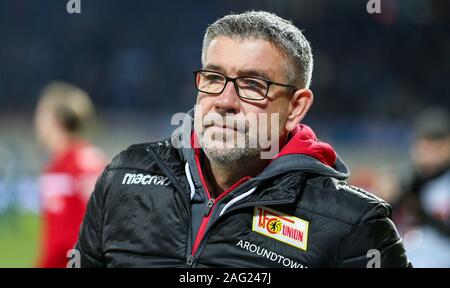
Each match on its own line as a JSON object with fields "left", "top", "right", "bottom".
{"left": 34, "top": 81, "right": 107, "bottom": 268}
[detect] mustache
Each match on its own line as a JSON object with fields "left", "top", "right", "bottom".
{"left": 202, "top": 112, "right": 248, "bottom": 132}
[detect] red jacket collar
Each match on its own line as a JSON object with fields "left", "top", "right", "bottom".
{"left": 273, "top": 124, "right": 337, "bottom": 167}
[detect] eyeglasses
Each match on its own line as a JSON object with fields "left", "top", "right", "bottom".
{"left": 193, "top": 70, "right": 298, "bottom": 100}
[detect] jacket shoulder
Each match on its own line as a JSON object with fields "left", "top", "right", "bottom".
{"left": 108, "top": 139, "right": 176, "bottom": 171}
{"left": 301, "top": 175, "right": 391, "bottom": 226}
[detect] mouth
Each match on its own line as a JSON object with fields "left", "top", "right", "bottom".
{"left": 205, "top": 124, "right": 237, "bottom": 131}
{"left": 203, "top": 123, "right": 250, "bottom": 135}
{"left": 201, "top": 114, "right": 247, "bottom": 133}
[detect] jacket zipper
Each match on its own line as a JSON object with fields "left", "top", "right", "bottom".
{"left": 190, "top": 176, "right": 250, "bottom": 258}
{"left": 191, "top": 198, "right": 215, "bottom": 256}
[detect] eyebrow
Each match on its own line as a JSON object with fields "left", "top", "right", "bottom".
{"left": 204, "top": 64, "right": 273, "bottom": 81}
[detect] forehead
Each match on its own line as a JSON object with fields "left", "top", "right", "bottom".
{"left": 203, "top": 36, "right": 288, "bottom": 80}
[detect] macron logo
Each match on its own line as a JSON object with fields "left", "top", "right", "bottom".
{"left": 122, "top": 173, "right": 171, "bottom": 186}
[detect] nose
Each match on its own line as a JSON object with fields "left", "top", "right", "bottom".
{"left": 214, "top": 80, "right": 241, "bottom": 114}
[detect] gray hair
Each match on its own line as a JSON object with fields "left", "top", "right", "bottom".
{"left": 202, "top": 11, "right": 313, "bottom": 89}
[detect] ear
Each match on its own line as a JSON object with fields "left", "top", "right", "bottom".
{"left": 285, "top": 88, "right": 314, "bottom": 132}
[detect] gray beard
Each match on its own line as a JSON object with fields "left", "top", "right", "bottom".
{"left": 202, "top": 145, "right": 263, "bottom": 166}
{"left": 193, "top": 108, "right": 279, "bottom": 164}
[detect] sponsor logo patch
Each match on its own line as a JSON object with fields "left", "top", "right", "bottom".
{"left": 236, "top": 240, "right": 307, "bottom": 268}
{"left": 122, "top": 173, "right": 171, "bottom": 186}
{"left": 252, "top": 206, "right": 309, "bottom": 251}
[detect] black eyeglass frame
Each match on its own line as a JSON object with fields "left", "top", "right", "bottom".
{"left": 193, "top": 69, "right": 298, "bottom": 100}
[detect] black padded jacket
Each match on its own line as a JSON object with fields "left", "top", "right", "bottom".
{"left": 75, "top": 114, "right": 411, "bottom": 268}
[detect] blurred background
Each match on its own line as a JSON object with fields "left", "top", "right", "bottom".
{"left": 0, "top": 0, "right": 449, "bottom": 267}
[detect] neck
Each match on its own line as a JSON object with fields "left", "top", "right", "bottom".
{"left": 202, "top": 155, "right": 269, "bottom": 198}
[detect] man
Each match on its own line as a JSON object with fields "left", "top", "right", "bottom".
{"left": 34, "top": 81, "right": 106, "bottom": 268}
{"left": 76, "top": 11, "right": 410, "bottom": 267}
